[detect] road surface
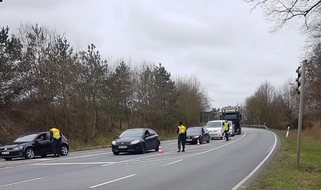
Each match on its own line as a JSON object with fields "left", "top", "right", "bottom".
{"left": 0, "top": 128, "right": 279, "bottom": 190}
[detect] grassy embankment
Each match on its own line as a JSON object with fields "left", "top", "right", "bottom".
{"left": 248, "top": 123, "right": 321, "bottom": 190}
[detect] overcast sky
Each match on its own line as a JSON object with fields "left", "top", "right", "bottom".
{"left": 1, "top": 0, "right": 306, "bottom": 109}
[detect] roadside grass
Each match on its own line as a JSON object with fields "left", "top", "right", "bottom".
{"left": 248, "top": 125, "right": 321, "bottom": 190}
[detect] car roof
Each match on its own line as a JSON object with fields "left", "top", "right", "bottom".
{"left": 126, "top": 128, "right": 150, "bottom": 131}
{"left": 207, "top": 120, "right": 225, "bottom": 123}
{"left": 18, "top": 132, "right": 45, "bottom": 136}
{"left": 188, "top": 126, "right": 203, "bottom": 129}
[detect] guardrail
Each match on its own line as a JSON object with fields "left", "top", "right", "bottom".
{"left": 242, "top": 125, "right": 269, "bottom": 129}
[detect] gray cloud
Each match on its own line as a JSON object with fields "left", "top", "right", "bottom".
{"left": 0, "top": 0, "right": 306, "bottom": 108}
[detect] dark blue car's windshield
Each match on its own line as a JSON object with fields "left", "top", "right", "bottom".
{"left": 14, "top": 134, "right": 38, "bottom": 142}
{"left": 120, "top": 129, "right": 143, "bottom": 137}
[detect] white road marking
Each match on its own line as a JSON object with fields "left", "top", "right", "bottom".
{"left": 64, "top": 152, "right": 108, "bottom": 160}
{"left": 32, "top": 162, "right": 116, "bottom": 166}
{"left": 0, "top": 177, "right": 42, "bottom": 188}
{"left": 102, "top": 152, "right": 162, "bottom": 166}
{"left": 162, "top": 159, "right": 183, "bottom": 167}
{"left": 231, "top": 131, "right": 278, "bottom": 190}
{"left": 36, "top": 158, "right": 52, "bottom": 161}
{"left": 100, "top": 132, "right": 247, "bottom": 166}
{"left": 28, "top": 133, "right": 247, "bottom": 168}
{"left": 89, "top": 174, "right": 136, "bottom": 189}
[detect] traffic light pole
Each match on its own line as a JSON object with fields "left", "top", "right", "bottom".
{"left": 296, "top": 60, "right": 306, "bottom": 167}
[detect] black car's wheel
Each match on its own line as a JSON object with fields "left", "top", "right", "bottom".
{"left": 155, "top": 140, "right": 160, "bottom": 151}
{"left": 141, "top": 144, "right": 146, "bottom": 154}
{"left": 25, "top": 148, "right": 35, "bottom": 159}
{"left": 60, "top": 144, "right": 69, "bottom": 156}
{"left": 4, "top": 158, "right": 12, "bottom": 161}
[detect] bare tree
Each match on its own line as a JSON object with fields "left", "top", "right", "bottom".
{"left": 243, "top": 82, "right": 278, "bottom": 127}
{"left": 246, "top": 0, "right": 321, "bottom": 45}
{"left": 305, "top": 44, "right": 321, "bottom": 119}
{"left": 175, "top": 75, "right": 210, "bottom": 126}
{"left": 277, "top": 78, "right": 298, "bottom": 126}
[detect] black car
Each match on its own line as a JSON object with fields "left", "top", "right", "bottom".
{"left": 0, "top": 132, "right": 69, "bottom": 161}
{"left": 186, "top": 126, "right": 211, "bottom": 144}
{"left": 112, "top": 128, "right": 160, "bottom": 155}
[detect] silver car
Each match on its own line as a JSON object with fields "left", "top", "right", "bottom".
{"left": 206, "top": 120, "right": 234, "bottom": 139}
{"left": 205, "top": 120, "right": 224, "bottom": 139}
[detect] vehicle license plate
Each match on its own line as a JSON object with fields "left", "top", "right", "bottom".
{"left": 186, "top": 139, "right": 192, "bottom": 142}
{"left": 118, "top": 146, "right": 127, "bottom": 149}
{"left": 1, "top": 151, "right": 9, "bottom": 155}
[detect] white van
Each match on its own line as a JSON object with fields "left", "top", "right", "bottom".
{"left": 205, "top": 120, "right": 233, "bottom": 139}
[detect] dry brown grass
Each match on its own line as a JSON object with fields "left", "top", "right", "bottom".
{"left": 302, "top": 121, "right": 321, "bottom": 142}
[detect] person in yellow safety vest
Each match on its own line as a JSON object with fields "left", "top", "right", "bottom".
{"left": 176, "top": 121, "right": 186, "bottom": 152}
{"left": 50, "top": 127, "right": 61, "bottom": 157}
{"left": 223, "top": 120, "right": 230, "bottom": 141}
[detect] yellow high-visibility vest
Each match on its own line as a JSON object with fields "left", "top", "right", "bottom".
{"left": 51, "top": 128, "right": 61, "bottom": 139}
{"left": 223, "top": 122, "right": 229, "bottom": 131}
{"left": 178, "top": 125, "right": 186, "bottom": 134}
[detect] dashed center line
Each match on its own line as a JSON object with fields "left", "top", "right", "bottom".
{"left": 89, "top": 174, "right": 136, "bottom": 189}
{"left": 162, "top": 159, "right": 183, "bottom": 167}
{"left": 0, "top": 177, "right": 42, "bottom": 188}
{"left": 32, "top": 162, "right": 116, "bottom": 166}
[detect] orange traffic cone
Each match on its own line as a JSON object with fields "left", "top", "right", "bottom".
{"left": 197, "top": 139, "right": 200, "bottom": 146}
{"left": 158, "top": 145, "right": 163, "bottom": 155}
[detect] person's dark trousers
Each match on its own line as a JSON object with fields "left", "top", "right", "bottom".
{"left": 178, "top": 133, "right": 186, "bottom": 152}
{"left": 224, "top": 130, "right": 229, "bottom": 141}
{"left": 52, "top": 138, "right": 61, "bottom": 157}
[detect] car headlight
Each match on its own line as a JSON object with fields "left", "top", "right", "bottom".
{"left": 131, "top": 140, "right": 140, "bottom": 145}
{"left": 112, "top": 141, "right": 116, "bottom": 145}
{"left": 13, "top": 145, "right": 23, "bottom": 150}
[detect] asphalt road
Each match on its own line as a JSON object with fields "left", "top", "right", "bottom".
{"left": 0, "top": 128, "right": 279, "bottom": 190}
